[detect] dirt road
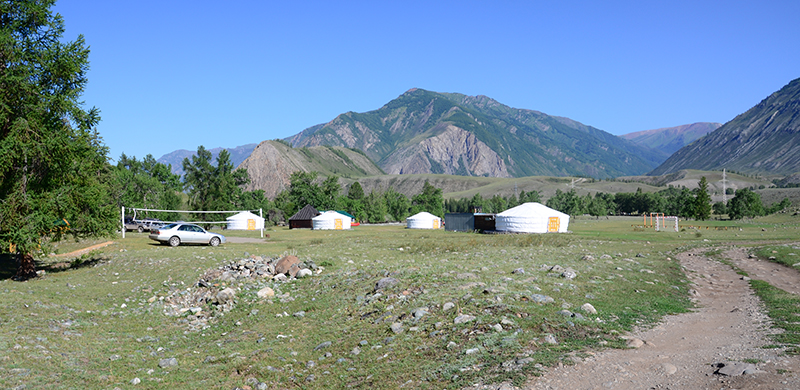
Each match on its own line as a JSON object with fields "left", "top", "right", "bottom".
{"left": 525, "top": 246, "right": 800, "bottom": 390}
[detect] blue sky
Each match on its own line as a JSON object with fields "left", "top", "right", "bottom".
{"left": 54, "top": 0, "right": 800, "bottom": 162}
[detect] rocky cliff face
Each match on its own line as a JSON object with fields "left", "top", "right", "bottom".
{"left": 381, "top": 126, "right": 510, "bottom": 177}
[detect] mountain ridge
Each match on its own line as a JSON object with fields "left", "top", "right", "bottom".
{"left": 286, "top": 88, "right": 669, "bottom": 178}
{"left": 651, "top": 78, "right": 800, "bottom": 176}
{"left": 621, "top": 122, "right": 721, "bottom": 155}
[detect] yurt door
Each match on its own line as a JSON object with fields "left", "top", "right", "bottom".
{"left": 334, "top": 218, "right": 343, "bottom": 230}
{"left": 433, "top": 219, "right": 440, "bottom": 229}
{"left": 247, "top": 219, "right": 256, "bottom": 230}
{"left": 548, "top": 217, "right": 560, "bottom": 232}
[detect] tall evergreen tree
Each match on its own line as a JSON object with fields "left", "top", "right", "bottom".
{"left": 694, "top": 176, "right": 712, "bottom": 220}
{"left": 0, "top": 0, "right": 116, "bottom": 279}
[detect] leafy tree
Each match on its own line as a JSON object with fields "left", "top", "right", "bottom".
{"left": 547, "top": 189, "right": 584, "bottom": 215}
{"left": 182, "top": 146, "right": 215, "bottom": 216}
{"left": 285, "top": 171, "right": 322, "bottom": 216}
{"left": 111, "top": 153, "right": 182, "bottom": 221}
{"left": 694, "top": 177, "right": 712, "bottom": 220}
{"left": 712, "top": 201, "right": 727, "bottom": 216}
{"left": 364, "top": 190, "right": 388, "bottom": 223}
{"left": 182, "top": 147, "right": 249, "bottom": 221}
{"left": 518, "top": 190, "right": 540, "bottom": 204}
{"left": 765, "top": 198, "right": 791, "bottom": 214}
{"left": 0, "top": 0, "right": 116, "bottom": 279}
{"left": 385, "top": 187, "right": 410, "bottom": 221}
{"left": 727, "top": 188, "right": 764, "bottom": 219}
{"left": 470, "top": 193, "right": 486, "bottom": 212}
{"left": 319, "top": 175, "right": 341, "bottom": 210}
{"left": 587, "top": 192, "right": 611, "bottom": 218}
{"left": 411, "top": 181, "right": 444, "bottom": 217}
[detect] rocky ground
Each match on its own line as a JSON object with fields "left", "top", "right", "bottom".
{"left": 516, "top": 245, "right": 800, "bottom": 390}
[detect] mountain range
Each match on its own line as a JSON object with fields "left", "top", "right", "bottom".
{"left": 651, "top": 77, "right": 800, "bottom": 176}
{"left": 157, "top": 143, "right": 258, "bottom": 177}
{"left": 620, "top": 122, "right": 720, "bottom": 155}
{"left": 154, "top": 78, "right": 800, "bottom": 197}
{"left": 287, "top": 88, "right": 667, "bottom": 178}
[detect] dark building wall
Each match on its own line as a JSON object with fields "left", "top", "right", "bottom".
{"left": 444, "top": 213, "right": 474, "bottom": 232}
{"left": 289, "top": 219, "right": 313, "bottom": 229}
{"left": 474, "top": 214, "right": 496, "bottom": 231}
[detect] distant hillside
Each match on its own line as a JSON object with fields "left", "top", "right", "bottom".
{"left": 651, "top": 78, "right": 800, "bottom": 176}
{"left": 288, "top": 88, "right": 667, "bottom": 179}
{"left": 238, "top": 141, "right": 384, "bottom": 198}
{"left": 157, "top": 143, "right": 258, "bottom": 177}
{"left": 620, "top": 122, "right": 721, "bottom": 155}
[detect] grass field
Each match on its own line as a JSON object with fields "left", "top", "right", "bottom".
{"left": 1, "top": 214, "right": 799, "bottom": 389}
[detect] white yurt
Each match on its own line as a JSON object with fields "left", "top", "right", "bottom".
{"left": 406, "top": 212, "right": 442, "bottom": 229}
{"left": 226, "top": 211, "right": 265, "bottom": 230}
{"left": 312, "top": 211, "right": 352, "bottom": 230}
{"left": 495, "top": 202, "right": 570, "bottom": 233}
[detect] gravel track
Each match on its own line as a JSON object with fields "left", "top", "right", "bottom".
{"left": 524, "top": 245, "right": 800, "bottom": 390}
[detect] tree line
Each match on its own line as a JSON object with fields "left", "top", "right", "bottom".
{"left": 112, "top": 146, "right": 446, "bottom": 226}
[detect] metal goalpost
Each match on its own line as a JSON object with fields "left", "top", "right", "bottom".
{"left": 655, "top": 215, "right": 679, "bottom": 232}
{"left": 121, "top": 206, "right": 264, "bottom": 238}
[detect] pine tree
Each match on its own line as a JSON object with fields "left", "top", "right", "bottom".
{"left": 0, "top": 0, "right": 116, "bottom": 279}
{"left": 694, "top": 177, "right": 712, "bottom": 220}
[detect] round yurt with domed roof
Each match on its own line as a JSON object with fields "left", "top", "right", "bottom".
{"left": 406, "top": 212, "right": 442, "bottom": 229}
{"left": 496, "top": 202, "right": 569, "bottom": 233}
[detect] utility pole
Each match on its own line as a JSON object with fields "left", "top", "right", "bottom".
{"left": 720, "top": 169, "right": 729, "bottom": 204}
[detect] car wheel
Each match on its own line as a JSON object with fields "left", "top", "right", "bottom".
{"left": 138, "top": 226, "right": 144, "bottom": 233}
{"left": 209, "top": 237, "right": 220, "bottom": 247}
{"left": 168, "top": 236, "right": 180, "bottom": 247}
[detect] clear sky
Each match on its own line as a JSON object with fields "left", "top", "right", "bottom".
{"left": 54, "top": 0, "right": 800, "bottom": 162}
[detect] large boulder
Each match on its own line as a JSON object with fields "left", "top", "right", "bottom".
{"left": 275, "top": 255, "right": 300, "bottom": 275}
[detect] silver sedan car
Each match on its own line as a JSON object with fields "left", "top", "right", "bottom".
{"left": 148, "top": 223, "right": 226, "bottom": 247}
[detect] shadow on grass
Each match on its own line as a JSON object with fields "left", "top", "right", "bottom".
{"left": 0, "top": 253, "right": 16, "bottom": 280}
{"left": 0, "top": 252, "right": 108, "bottom": 280}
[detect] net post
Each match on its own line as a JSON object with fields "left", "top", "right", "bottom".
{"left": 121, "top": 206, "right": 125, "bottom": 239}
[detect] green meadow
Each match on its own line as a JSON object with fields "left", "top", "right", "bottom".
{"left": 2, "top": 214, "right": 799, "bottom": 389}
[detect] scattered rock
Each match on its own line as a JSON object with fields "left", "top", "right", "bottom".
{"left": 580, "top": 303, "right": 597, "bottom": 314}
{"left": 412, "top": 307, "right": 429, "bottom": 320}
{"left": 130, "top": 377, "right": 141, "bottom": 385}
{"left": 313, "top": 341, "right": 332, "bottom": 351}
{"left": 275, "top": 255, "right": 300, "bottom": 275}
{"left": 512, "top": 268, "right": 525, "bottom": 274}
{"left": 625, "top": 338, "right": 644, "bottom": 348}
{"left": 257, "top": 287, "right": 275, "bottom": 299}
{"left": 529, "top": 294, "right": 554, "bottom": 304}
{"left": 543, "top": 334, "right": 558, "bottom": 345}
{"left": 715, "top": 361, "right": 757, "bottom": 376}
{"left": 158, "top": 357, "right": 178, "bottom": 368}
{"left": 454, "top": 314, "right": 476, "bottom": 324}
{"left": 443, "top": 302, "right": 455, "bottom": 311}
{"left": 375, "top": 277, "right": 399, "bottom": 291}
{"left": 465, "top": 348, "right": 480, "bottom": 355}
{"left": 296, "top": 269, "right": 313, "bottom": 278}
{"left": 215, "top": 288, "right": 236, "bottom": 304}
{"left": 390, "top": 322, "right": 404, "bottom": 334}
{"left": 657, "top": 362, "right": 678, "bottom": 375}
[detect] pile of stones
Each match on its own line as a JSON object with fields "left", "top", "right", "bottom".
{"left": 156, "top": 255, "right": 319, "bottom": 332}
